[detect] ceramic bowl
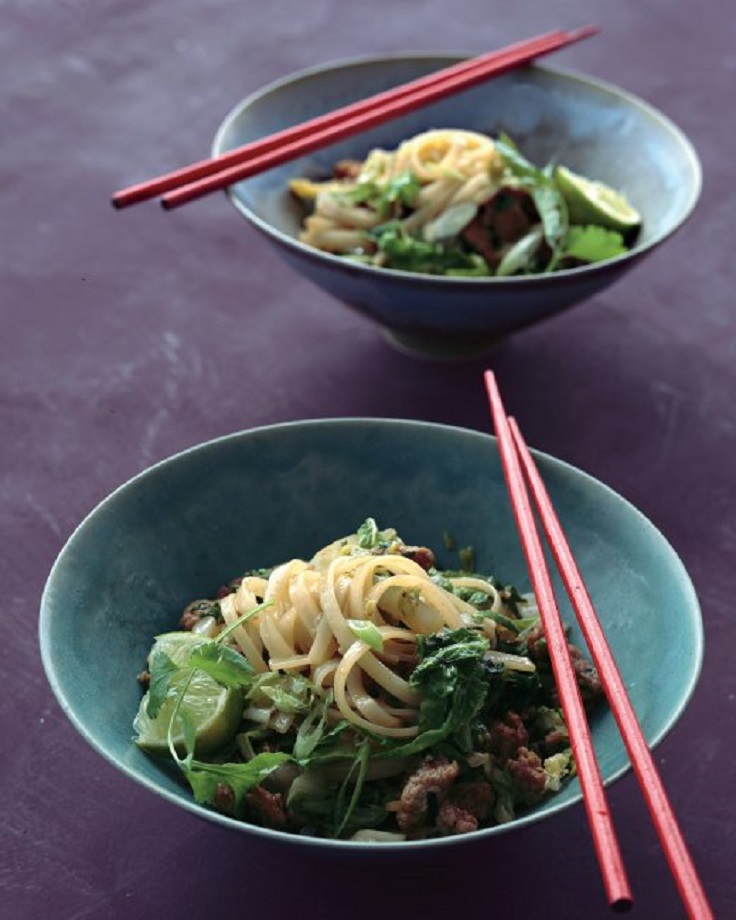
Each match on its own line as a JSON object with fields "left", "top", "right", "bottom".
{"left": 212, "top": 54, "right": 701, "bottom": 360}
{"left": 40, "top": 419, "right": 703, "bottom": 853}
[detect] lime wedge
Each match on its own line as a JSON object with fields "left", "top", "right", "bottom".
{"left": 555, "top": 165, "right": 642, "bottom": 233}
{"left": 134, "top": 631, "right": 243, "bottom": 756}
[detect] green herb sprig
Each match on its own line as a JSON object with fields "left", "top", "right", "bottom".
{"left": 147, "top": 602, "right": 291, "bottom": 815}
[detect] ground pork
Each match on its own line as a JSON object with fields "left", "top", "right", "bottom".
{"left": 506, "top": 747, "right": 547, "bottom": 805}
{"left": 436, "top": 779, "right": 495, "bottom": 834}
{"left": 437, "top": 800, "right": 479, "bottom": 835}
{"left": 397, "top": 544, "right": 436, "bottom": 571}
{"left": 524, "top": 625, "right": 603, "bottom": 710}
{"left": 396, "top": 758, "right": 495, "bottom": 837}
{"left": 396, "top": 756, "right": 460, "bottom": 833}
{"left": 485, "top": 710, "right": 530, "bottom": 763}
{"left": 243, "top": 786, "right": 289, "bottom": 830}
{"left": 179, "top": 599, "right": 214, "bottom": 631}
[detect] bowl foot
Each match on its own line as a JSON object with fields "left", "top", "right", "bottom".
{"left": 381, "top": 327, "right": 503, "bottom": 362}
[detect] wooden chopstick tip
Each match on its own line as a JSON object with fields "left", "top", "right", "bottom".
{"left": 111, "top": 187, "right": 145, "bottom": 210}
{"left": 483, "top": 368, "right": 497, "bottom": 397}
{"left": 568, "top": 23, "right": 600, "bottom": 42}
{"left": 483, "top": 369, "right": 506, "bottom": 420}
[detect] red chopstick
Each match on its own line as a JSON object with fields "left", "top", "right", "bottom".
{"left": 111, "top": 25, "right": 597, "bottom": 211}
{"left": 507, "top": 417, "right": 714, "bottom": 920}
{"left": 484, "top": 371, "right": 632, "bottom": 912}
{"left": 484, "top": 370, "right": 714, "bottom": 919}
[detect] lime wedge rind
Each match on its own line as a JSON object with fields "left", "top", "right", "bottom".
{"left": 134, "top": 632, "right": 243, "bottom": 757}
{"left": 555, "top": 165, "right": 642, "bottom": 234}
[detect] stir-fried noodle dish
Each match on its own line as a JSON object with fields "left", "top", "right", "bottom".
{"left": 289, "top": 129, "right": 641, "bottom": 277}
{"left": 134, "top": 520, "right": 604, "bottom": 840}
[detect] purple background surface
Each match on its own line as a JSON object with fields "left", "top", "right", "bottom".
{"left": 3, "top": 2, "right": 733, "bottom": 917}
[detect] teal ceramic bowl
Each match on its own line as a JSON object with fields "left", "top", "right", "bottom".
{"left": 213, "top": 55, "right": 701, "bottom": 360}
{"left": 39, "top": 419, "right": 703, "bottom": 853}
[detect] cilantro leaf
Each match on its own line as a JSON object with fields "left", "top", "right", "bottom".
{"left": 145, "top": 649, "right": 180, "bottom": 719}
{"left": 562, "top": 225, "right": 628, "bottom": 263}
{"left": 187, "top": 642, "right": 254, "bottom": 689}
{"left": 183, "top": 752, "right": 291, "bottom": 812}
{"left": 345, "top": 170, "right": 420, "bottom": 217}
{"left": 382, "top": 170, "right": 421, "bottom": 208}
{"left": 345, "top": 181, "right": 379, "bottom": 206}
{"left": 373, "top": 222, "right": 486, "bottom": 275}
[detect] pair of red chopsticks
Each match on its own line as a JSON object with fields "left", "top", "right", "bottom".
{"left": 112, "top": 25, "right": 597, "bottom": 212}
{"left": 484, "top": 371, "right": 712, "bottom": 918}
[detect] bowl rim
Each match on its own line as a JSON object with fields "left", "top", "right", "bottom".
{"left": 39, "top": 417, "right": 705, "bottom": 853}
{"left": 212, "top": 53, "right": 703, "bottom": 287}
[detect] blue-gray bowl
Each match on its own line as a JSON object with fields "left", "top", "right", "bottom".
{"left": 40, "top": 419, "right": 703, "bottom": 853}
{"left": 213, "top": 55, "right": 701, "bottom": 360}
